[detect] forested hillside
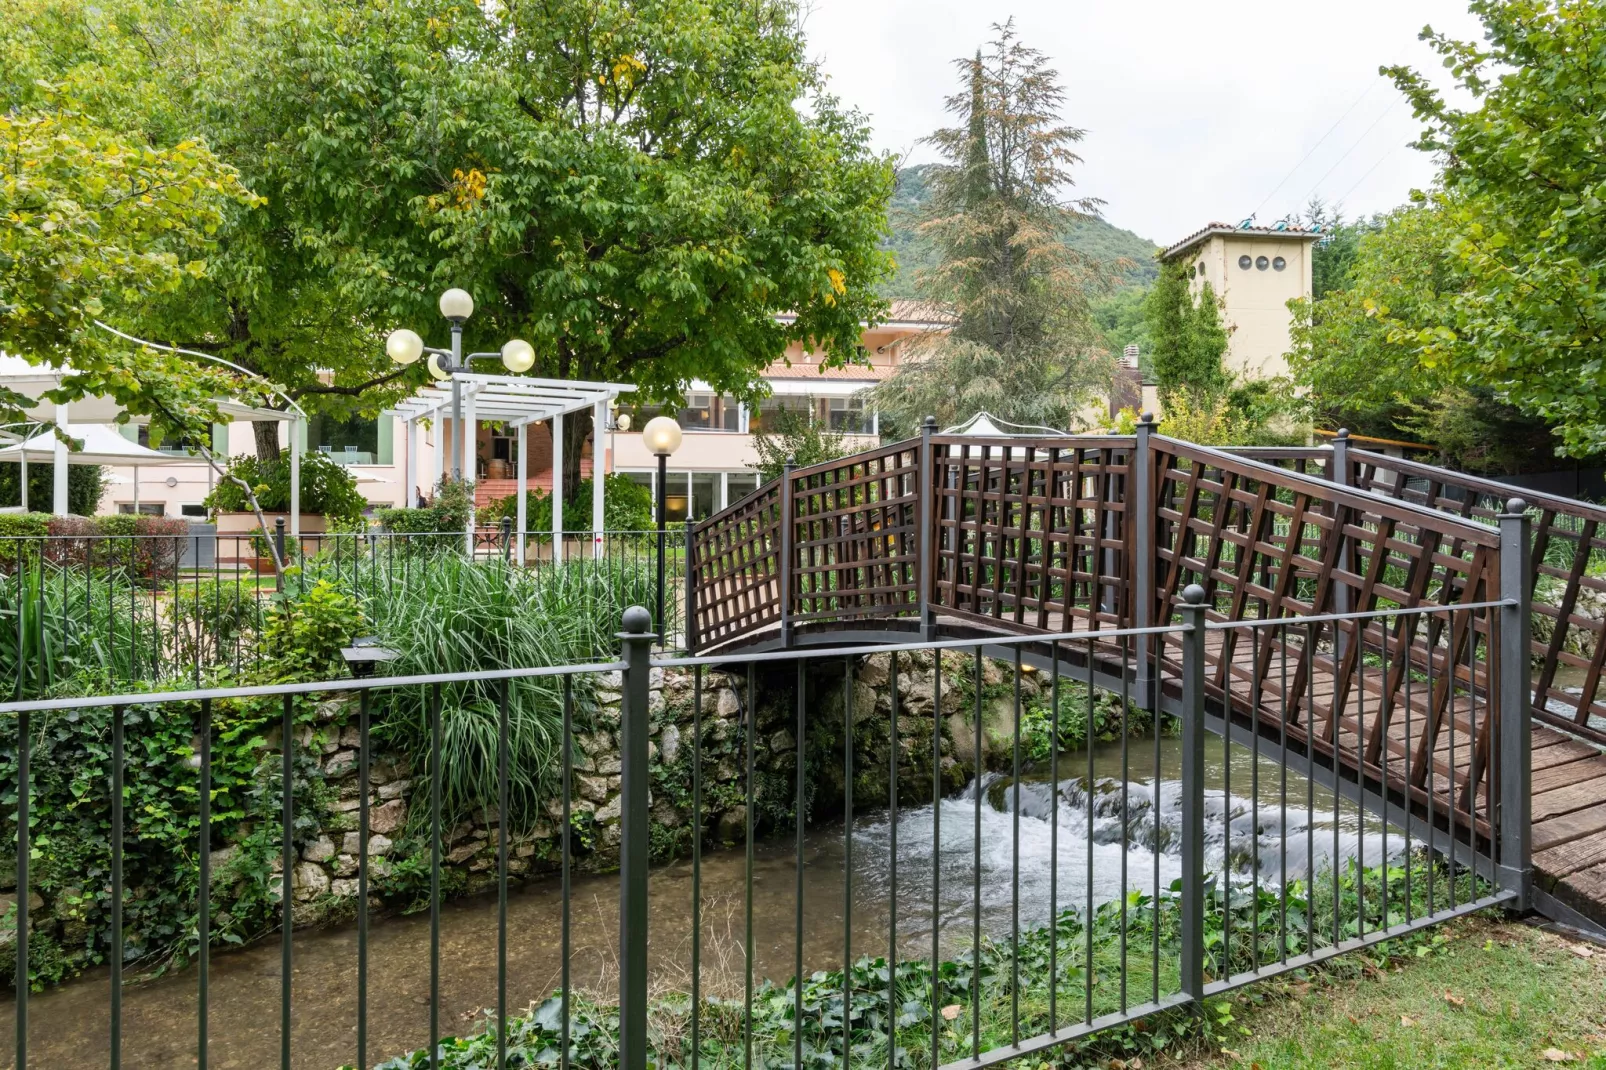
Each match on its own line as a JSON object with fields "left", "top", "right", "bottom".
{"left": 882, "top": 164, "right": 1159, "bottom": 296}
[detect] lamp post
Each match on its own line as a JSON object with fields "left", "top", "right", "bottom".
{"left": 642, "top": 415, "right": 682, "bottom": 641}
{"left": 385, "top": 289, "right": 535, "bottom": 483}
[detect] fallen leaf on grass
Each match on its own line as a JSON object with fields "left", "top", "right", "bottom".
{"left": 1540, "top": 1049, "right": 1577, "bottom": 1062}
{"left": 1444, "top": 991, "right": 1466, "bottom": 1008}
{"left": 1219, "top": 1050, "right": 1242, "bottom": 1063}
{"left": 1400, "top": 1015, "right": 1417, "bottom": 1027}
{"left": 940, "top": 1004, "right": 962, "bottom": 1021}
{"left": 1569, "top": 944, "right": 1595, "bottom": 959}
{"left": 1347, "top": 1014, "right": 1361, "bottom": 1026}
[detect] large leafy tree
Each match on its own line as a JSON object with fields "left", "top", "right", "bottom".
{"left": 1142, "top": 259, "right": 1229, "bottom": 410}
{"left": 5, "top": 0, "right": 896, "bottom": 482}
{"left": 1386, "top": 0, "right": 1606, "bottom": 456}
{"left": 874, "top": 21, "right": 1115, "bottom": 431}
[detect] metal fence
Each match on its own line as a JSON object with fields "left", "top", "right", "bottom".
{"left": 1, "top": 584, "right": 1531, "bottom": 1069}
{"left": 1, "top": 528, "right": 690, "bottom": 698}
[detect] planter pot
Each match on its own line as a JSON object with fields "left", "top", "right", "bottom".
{"left": 214, "top": 512, "right": 328, "bottom": 564}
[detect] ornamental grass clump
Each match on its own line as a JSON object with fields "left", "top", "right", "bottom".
{"left": 368, "top": 554, "right": 657, "bottom": 834}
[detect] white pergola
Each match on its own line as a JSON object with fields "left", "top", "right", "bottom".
{"left": 388, "top": 373, "right": 634, "bottom": 563}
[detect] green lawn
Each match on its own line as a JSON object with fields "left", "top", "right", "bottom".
{"left": 1178, "top": 914, "right": 1606, "bottom": 1070}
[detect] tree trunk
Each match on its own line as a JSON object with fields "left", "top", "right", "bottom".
{"left": 563, "top": 416, "right": 590, "bottom": 504}
{"left": 253, "top": 420, "right": 283, "bottom": 463}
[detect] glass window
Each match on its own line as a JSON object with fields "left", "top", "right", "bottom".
{"left": 661, "top": 471, "right": 689, "bottom": 523}
{"left": 1255, "top": 255, "right": 1270, "bottom": 270}
{"left": 1272, "top": 256, "right": 1287, "bottom": 271}
{"left": 826, "top": 396, "right": 872, "bottom": 434}
{"left": 719, "top": 397, "right": 743, "bottom": 432}
{"left": 308, "top": 413, "right": 379, "bottom": 464}
{"left": 117, "top": 503, "right": 166, "bottom": 516}
{"left": 691, "top": 472, "right": 718, "bottom": 520}
{"left": 726, "top": 472, "right": 760, "bottom": 506}
{"left": 1196, "top": 261, "right": 1205, "bottom": 277}
{"left": 749, "top": 395, "right": 811, "bottom": 434}
{"left": 1238, "top": 255, "right": 1253, "bottom": 270}
{"left": 180, "top": 503, "right": 207, "bottom": 518}
{"left": 678, "top": 392, "right": 716, "bottom": 430}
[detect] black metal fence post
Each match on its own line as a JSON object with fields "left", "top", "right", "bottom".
{"left": 918, "top": 416, "right": 937, "bottom": 641}
{"left": 1498, "top": 499, "right": 1533, "bottom": 911}
{"left": 1134, "top": 413, "right": 1155, "bottom": 710}
{"left": 684, "top": 519, "right": 698, "bottom": 654}
{"left": 779, "top": 458, "right": 796, "bottom": 648}
{"left": 273, "top": 517, "right": 287, "bottom": 594}
{"left": 617, "top": 606, "right": 655, "bottom": 1070}
{"left": 1177, "top": 583, "right": 1207, "bottom": 1002}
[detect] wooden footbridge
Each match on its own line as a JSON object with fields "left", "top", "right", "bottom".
{"left": 686, "top": 419, "right": 1606, "bottom": 935}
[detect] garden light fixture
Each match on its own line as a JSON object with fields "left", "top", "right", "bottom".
{"left": 642, "top": 415, "right": 682, "bottom": 641}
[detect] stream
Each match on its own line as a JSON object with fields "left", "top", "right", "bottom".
{"left": 0, "top": 736, "right": 1401, "bottom": 1069}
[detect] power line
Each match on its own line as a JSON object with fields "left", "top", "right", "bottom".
{"left": 1249, "top": 73, "right": 1386, "bottom": 221}
{"left": 1298, "top": 98, "right": 1403, "bottom": 209}
{"left": 1333, "top": 145, "right": 1401, "bottom": 208}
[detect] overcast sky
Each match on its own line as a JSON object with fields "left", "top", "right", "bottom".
{"left": 801, "top": 0, "right": 1486, "bottom": 245}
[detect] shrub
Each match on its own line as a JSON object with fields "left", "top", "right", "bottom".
{"left": 486, "top": 474, "right": 655, "bottom": 534}
{"left": 43, "top": 515, "right": 189, "bottom": 580}
{"left": 203, "top": 449, "right": 366, "bottom": 521}
{"left": 259, "top": 577, "right": 366, "bottom": 681}
{"left": 0, "top": 461, "right": 103, "bottom": 515}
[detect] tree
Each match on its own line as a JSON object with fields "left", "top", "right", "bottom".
{"left": 5, "top": 0, "right": 897, "bottom": 488}
{"left": 873, "top": 21, "right": 1115, "bottom": 432}
{"left": 1143, "top": 259, "right": 1229, "bottom": 409}
{"left": 1289, "top": 197, "right": 1383, "bottom": 301}
{"left": 748, "top": 405, "right": 852, "bottom": 484}
{"left": 1385, "top": 0, "right": 1606, "bottom": 457}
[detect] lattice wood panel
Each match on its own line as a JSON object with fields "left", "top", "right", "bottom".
{"left": 930, "top": 437, "right": 1133, "bottom": 633}
{"left": 791, "top": 440, "right": 922, "bottom": 625}
{"left": 1151, "top": 437, "right": 1503, "bottom": 803}
{"left": 689, "top": 482, "right": 782, "bottom": 648}
{"left": 1352, "top": 450, "right": 1606, "bottom": 746}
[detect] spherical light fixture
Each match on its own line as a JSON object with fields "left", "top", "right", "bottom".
{"left": 386, "top": 328, "right": 424, "bottom": 366}
{"left": 616, "top": 412, "right": 632, "bottom": 432}
{"left": 501, "top": 338, "right": 535, "bottom": 374}
{"left": 427, "top": 353, "right": 451, "bottom": 382}
{"left": 642, "top": 415, "right": 682, "bottom": 457}
{"left": 438, "top": 288, "right": 475, "bottom": 322}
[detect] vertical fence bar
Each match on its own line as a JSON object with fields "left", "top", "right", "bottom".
{"left": 1134, "top": 418, "right": 1155, "bottom": 713}
{"left": 929, "top": 654, "right": 942, "bottom": 1070}
{"left": 685, "top": 520, "right": 699, "bottom": 654}
{"left": 743, "top": 662, "right": 756, "bottom": 1070}
{"left": 197, "top": 699, "right": 211, "bottom": 1070}
{"left": 1498, "top": 500, "right": 1533, "bottom": 910}
{"left": 561, "top": 675, "right": 574, "bottom": 1070}
{"left": 497, "top": 679, "right": 510, "bottom": 1070}
{"left": 886, "top": 652, "right": 900, "bottom": 1070}
{"left": 691, "top": 666, "right": 704, "bottom": 1068}
{"left": 618, "top": 607, "right": 654, "bottom": 1070}
{"left": 794, "top": 659, "right": 806, "bottom": 1070}
{"left": 841, "top": 657, "right": 854, "bottom": 1069}
{"left": 279, "top": 693, "right": 291, "bottom": 1070}
{"left": 357, "top": 689, "right": 370, "bottom": 1070}
{"left": 110, "top": 704, "right": 125, "bottom": 1070}
{"left": 918, "top": 417, "right": 937, "bottom": 641}
{"left": 780, "top": 460, "right": 796, "bottom": 648}
{"left": 1177, "top": 586, "right": 1207, "bottom": 1002}
{"left": 15, "top": 710, "right": 27, "bottom": 1070}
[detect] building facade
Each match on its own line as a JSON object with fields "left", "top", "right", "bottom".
{"left": 1159, "top": 223, "right": 1322, "bottom": 381}
{"left": 2, "top": 302, "right": 948, "bottom": 522}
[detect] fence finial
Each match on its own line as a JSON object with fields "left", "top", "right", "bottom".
{"left": 620, "top": 605, "right": 652, "bottom": 634}
{"left": 1335, "top": 427, "right": 1350, "bottom": 440}
{"left": 1504, "top": 497, "right": 1528, "bottom": 515}
{"left": 1182, "top": 583, "right": 1206, "bottom": 605}
{"left": 1139, "top": 411, "right": 1155, "bottom": 425}
{"left": 922, "top": 415, "right": 937, "bottom": 429}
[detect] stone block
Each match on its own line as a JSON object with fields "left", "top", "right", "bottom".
{"left": 302, "top": 835, "right": 337, "bottom": 863}
{"left": 292, "top": 861, "right": 330, "bottom": 900}
{"left": 378, "top": 779, "right": 412, "bottom": 801}
{"left": 370, "top": 799, "right": 407, "bottom": 835}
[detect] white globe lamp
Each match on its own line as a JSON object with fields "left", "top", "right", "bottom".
{"left": 642, "top": 415, "right": 682, "bottom": 457}
{"left": 438, "top": 288, "right": 475, "bottom": 322}
{"left": 501, "top": 338, "right": 535, "bottom": 374}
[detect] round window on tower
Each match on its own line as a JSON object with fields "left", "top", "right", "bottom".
{"left": 1197, "top": 261, "right": 1206, "bottom": 277}
{"left": 1272, "top": 256, "right": 1287, "bottom": 271}
{"left": 1238, "top": 255, "right": 1253, "bottom": 270}
{"left": 1255, "top": 255, "right": 1270, "bottom": 270}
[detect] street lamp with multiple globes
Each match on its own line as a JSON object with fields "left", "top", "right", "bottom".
{"left": 385, "top": 288, "right": 536, "bottom": 481}
{"left": 642, "top": 415, "right": 682, "bottom": 640}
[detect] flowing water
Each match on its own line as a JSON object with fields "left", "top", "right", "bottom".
{"left": 0, "top": 736, "right": 1402, "bottom": 1069}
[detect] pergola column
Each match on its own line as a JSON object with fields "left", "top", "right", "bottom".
{"left": 515, "top": 418, "right": 528, "bottom": 566}
{"left": 430, "top": 411, "right": 444, "bottom": 493}
{"left": 551, "top": 411, "right": 564, "bottom": 565}
{"left": 463, "top": 389, "right": 477, "bottom": 555}
{"left": 592, "top": 399, "right": 607, "bottom": 558}
{"left": 404, "top": 416, "right": 418, "bottom": 507}
{"left": 289, "top": 415, "right": 302, "bottom": 538}
{"left": 52, "top": 402, "right": 69, "bottom": 515}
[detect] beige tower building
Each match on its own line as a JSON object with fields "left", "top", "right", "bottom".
{"left": 1160, "top": 223, "right": 1322, "bottom": 380}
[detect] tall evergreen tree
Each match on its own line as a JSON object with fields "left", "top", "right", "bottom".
{"left": 873, "top": 21, "right": 1115, "bottom": 431}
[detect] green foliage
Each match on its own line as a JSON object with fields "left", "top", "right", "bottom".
{"left": 0, "top": 462, "right": 104, "bottom": 516}
{"left": 1091, "top": 284, "right": 1152, "bottom": 364}
{"left": 486, "top": 475, "right": 655, "bottom": 534}
{"left": 368, "top": 555, "right": 656, "bottom": 832}
{"left": 1384, "top": 0, "right": 1606, "bottom": 457}
{"left": 883, "top": 163, "right": 1158, "bottom": 297}
{"left": 203, "top": 449, "right": 366, "bottom": 521}
{"left": 258, "top": 577, "right": 365, "bottom": 682}
{"left": 352, "top": 855, "right": 1484, "bottom": 1070}
{"left": 1144, "top": 259, "right": 1230, "bottom": 409}
{"left": 750, "top": 405, "right": 854, "bottom": 484}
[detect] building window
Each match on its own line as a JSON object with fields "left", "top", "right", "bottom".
{"left": 117, "top": 503, "right": 166, "bottom": 516}
{"left": 1255, "top": 255, "right": 1270, "bottom": 270}
{"left": 825, "top": 396, "right": 873, "bottom": 434}
{"left": 1196, "top": 261, "right": 1205, "bottom": 277}
{"left": 1238, "top": 255, "right": 1253, "bottom": 270}
{"left": 727, "top": 471, "right": 760, "bottom": 505}
{"left": 180, "top": 504, "right": 208, "bottom": 518}
{"left": 678, "top": 392, "right": 717, "bottom": 430}
{"left": 749, "top": 395, "right": 811, "bottom": 434}
{"left": 719, "top": 397, "right": 743, "bottom": 432}
{"left": 1272, "top": 256, "right": 1287, "bottom": 271}
{"left": 308, "top": 413, "right": 384, "bottom": 464}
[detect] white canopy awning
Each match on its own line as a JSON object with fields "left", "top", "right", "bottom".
{"left": 388, "top": 373, "right": 634, "bottom": 427}
{"left": 943, "top": 412, "right": 1072, "bottom": 437}
{"left": 0, "top": 423, "right": 197, "bottom": 467}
